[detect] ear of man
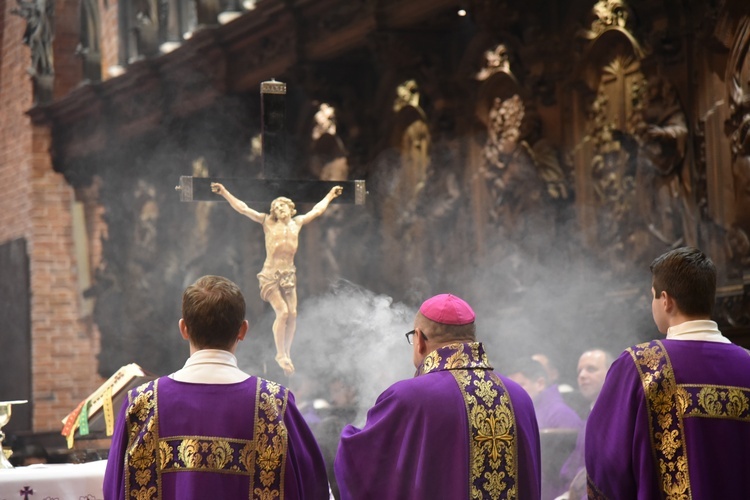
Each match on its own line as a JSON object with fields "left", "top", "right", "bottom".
{"left": 415, "top": 326, "right": 430, "bottom": 356}
{"left": 179, "top": 318, "right": 189, "bottom": 340}
{"left": 660, "top": 290, "right": 678, "bottom": 315}
{"left": 237, "top": 320, "right": 249, "bottom": 342}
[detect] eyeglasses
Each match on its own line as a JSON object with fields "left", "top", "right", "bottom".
{"left": 405, "top": 329, "right": 428, "bottom": 345}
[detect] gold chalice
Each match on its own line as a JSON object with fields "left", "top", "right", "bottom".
{"left": 0, "top": 400, "right": 28, "bottom": 469}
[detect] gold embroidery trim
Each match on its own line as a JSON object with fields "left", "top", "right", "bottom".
{"left": 124, "top": 379, "right": 161, "bottom": 500}
{"left": 680, "top": 384, "right": 750, "bottom": 421}
{"left": 452, "top": 369, "right": 518, "bottom": 500}
{"left": 251, "top": 378, "right": 289, "bottom": 500}
{"left": 629, "top": 341, "right": 691, "bottom": 500}
{"left": 159, "top": 435, "right": 256, "bottom": 474}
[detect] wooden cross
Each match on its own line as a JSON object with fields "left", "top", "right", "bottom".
{"left": 176, "top": 80, "right": 366, "bottom": 205}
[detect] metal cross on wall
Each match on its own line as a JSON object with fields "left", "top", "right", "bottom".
{"left": 176, "top": 80, "right": 366, "bottom": 205}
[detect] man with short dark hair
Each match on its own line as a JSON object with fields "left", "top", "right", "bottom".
{"left": 103, "top": 275, "right": 329, "bottom": 499}
{"left": 334, "top": 293, "right": 541, "bottom": 499}
{"left": 586, "top": 247, "right": 750, "bottom": 498}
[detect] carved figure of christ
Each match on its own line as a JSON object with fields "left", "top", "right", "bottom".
{"left": 173, "top": 81, "right": 363, "bottom": 377}
{"left": 211, "top": 183, "right": 343, "bottom": 375}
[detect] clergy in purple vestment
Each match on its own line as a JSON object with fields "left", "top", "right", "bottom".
{"left": 102, "top": 275, "right": 329, "bottom": 500}
{"left": 334, "top": 293, "right": 541, "bottom": 499}
{"left": 586, "top": 247, "right": 750, "bottom": 499}
{"left": 508, "top": 358, "right": 582, "bottom": 499}
{"left": 507, "top": 358, "right": 582, "bottom": 431}
{"left": 558, "top": 348, "right": 613, "bottom": 494}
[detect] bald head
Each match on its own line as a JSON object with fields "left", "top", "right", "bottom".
{"left": 577, "top": 349, "right": 613, "bottom": 403}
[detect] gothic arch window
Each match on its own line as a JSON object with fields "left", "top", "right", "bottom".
{"left": 117, "top": 0, "right": 225, "bottom": 66}
{"left": 79, "top": 0, "right": 101, "bottom": 82}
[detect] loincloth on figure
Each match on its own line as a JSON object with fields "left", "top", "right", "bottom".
{"left": 257, "top": 266, "right": 297, "bottom": 301}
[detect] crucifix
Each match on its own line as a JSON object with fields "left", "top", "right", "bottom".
{"left": 176, "top": 80, "right": 366, "bottom": 376}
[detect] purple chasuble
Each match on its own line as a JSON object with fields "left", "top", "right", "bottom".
{"left": 534, "top": 386, "right": 582, "bottom": 431}
{"left": 586, "top": 339, "right": 750, "bottom": 499}
{"left": 334, "top": 342, "right": 541, "bottom": 499}
{"left": 533, "top": 386, "right": 582, "bottom": 500}
{"left": 103, "top": 376, "right": 329, "bottom": 499}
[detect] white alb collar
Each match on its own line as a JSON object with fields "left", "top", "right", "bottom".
{"left": 183, "top": 349, "right": 240, "bottom": 368}
{"left": 171, "top": 349, "right": 250, "bottom": 383}
{"left": 666, "top": 320, "right": 730, "bottom": 343}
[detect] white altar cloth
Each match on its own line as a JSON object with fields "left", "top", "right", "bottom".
{"left": 0, "top": 460, "right": 106, "bottom": 499}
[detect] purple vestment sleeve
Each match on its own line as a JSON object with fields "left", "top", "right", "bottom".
{"left": 584, "top": 351, "right": 646, "bottom": 498}
{"left": 283, "top": 392, "right": 331, "bottom": 499}
{"left": 103, "top": 397, "right": 129, "bottom": 500}
{"left": 535, "top": 386, "right": 582, "bottom": 430}
{"left": 586, "top": 340, "right": 750, "bottom": 499}
{"left": 558, "top": 420, "right": 584, "bottom": 488}
{"left": 534, "top": 386, "right": 582, "bottom": 499}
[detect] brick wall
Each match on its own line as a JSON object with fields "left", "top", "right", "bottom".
{"left": 0, "top": 1, "right": 104, "bottom": 433}
{"left": 52, "top": 0, "right": 84, "bottom": 98}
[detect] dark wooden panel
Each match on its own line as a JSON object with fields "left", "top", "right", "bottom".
{"left": 0, "top": 238, "right": 32, "bottom": 433}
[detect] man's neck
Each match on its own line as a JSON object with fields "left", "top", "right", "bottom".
{"left": 190, "top": 345, "right": 236, "bottom": 356}
{"left": 667, "top": 313, "right": 711, "bottom": 330}
{"left": 428, "top": 338, "right": 474, "bottom": 352}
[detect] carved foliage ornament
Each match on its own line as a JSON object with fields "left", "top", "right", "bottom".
{"left": 484, "top": 95, "right": 524, "bottom": 172}
{"left": 394, "top": 80, "right": 420, "bottom": 112}
{"left": 476, "top": 44, "right": 512, "bottom": 82}
{"left": 583, "top": 0, "right": 635, "bottom": 40}
{"left": 312, "top": 103, "right": 336, "bottom": 140}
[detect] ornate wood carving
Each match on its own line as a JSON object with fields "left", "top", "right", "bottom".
{"left": 725, "top": 16, "right": 750, "bottom": 269}
{"left": 11, "top": 0, "right": 55, "bottom": 102}
{"left": 569, "top": 7, "right": 656, "bottom": 275}
{"left": 581, "top": 0, "right": 636, "bottom": 40}
{"left": 24, "top": 0, "right": 750, "bottom": 354}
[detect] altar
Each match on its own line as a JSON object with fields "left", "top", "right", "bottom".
{"left": 0, "top": 460, "right": 106, "bottom": 499}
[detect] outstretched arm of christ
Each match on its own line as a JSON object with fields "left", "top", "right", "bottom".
{"left": 211, "top": 183, "right": 265, "bottom": 223}
{"left": 295, "top": 186, "right": 343, "bottom": 225}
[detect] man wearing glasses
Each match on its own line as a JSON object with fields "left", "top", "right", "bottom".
{"left": 334, "top": 293, "right": 541, "bottom": 499}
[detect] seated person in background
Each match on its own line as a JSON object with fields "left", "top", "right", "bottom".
{"left": 559, "top": 348, "right": 613, "bottom": 495}
{"left": 508, "top": 357, "right": 582, "bottom": 500}
{"left": 507, "top": 357, "right": 582, "bottom": 430}
{"left": 532, "top": 353, "right": 576, "bottom": 394}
